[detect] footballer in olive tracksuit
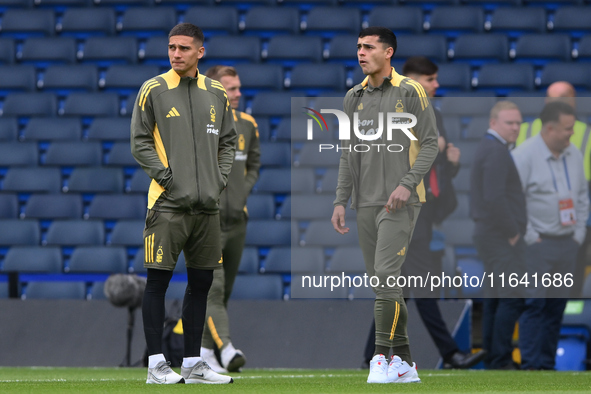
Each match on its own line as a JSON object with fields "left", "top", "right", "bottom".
{"left": 131, "top": 68, "right": 237, "bottom": 270}
{"left": 202, "top": 109, "right": 260, "bottom": 359}
{"left": 334, "top": 67, "right": 438, "bottom": 354}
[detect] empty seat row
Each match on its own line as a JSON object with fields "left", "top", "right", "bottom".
{"left": 3, "top": 6, "right": 591, "bottom": 39}
{"left": 3, "top": 34, "right": 591, "bottom": 67}
{"left": 0, "top": 117, "right": 133, "bottom": 141}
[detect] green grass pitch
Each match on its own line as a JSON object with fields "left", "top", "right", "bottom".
{"left": 0, "top": 368, "right": 590, "bottom": 393}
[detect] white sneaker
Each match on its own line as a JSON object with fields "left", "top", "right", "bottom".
{"left": 386, "top": 355, "right": 421, "bottom": 383}
{"left": 181, "top": 360, "right": 233, "bottom": 384}
{"left": 201, "top": 348, "right": 228, "bottom": 373}
{"left": 222, "top": 348, "right": 246, "bottom": 372}
{"left": 367, "top": 354, "right": 388, "bottom": 383}
{"left": 146, "top": 361, "right": 185, "bottom": 384}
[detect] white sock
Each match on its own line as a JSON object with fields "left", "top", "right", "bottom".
{"left": 182, "top": 356, "right": 202, "bottom": 368}
{"left": 221, "top": 342, "right": 237, "bottom": 368}
{"left": 201, "top": 347, "right": 215, "bottom": 358}
{"left": 148, "top": 354, "right": 166, "bottom": 368}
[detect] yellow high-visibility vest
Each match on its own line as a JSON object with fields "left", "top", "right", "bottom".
{"left": 517, "top": 118, "right": 591, "bottom": 181}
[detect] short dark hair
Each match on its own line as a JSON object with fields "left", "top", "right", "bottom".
{"left": 205, "top": 65, "right": 238, "bottom": 81}
{"left": 168, "top": 23, "right": 204, "bottom": 45}
{"left": 402, "top": 56, "right": 438, "bottom": 77}
{"left": 358, "top": 27, "right": 397, "bottom": 56}
{"left": 540, "top": 101, "right": 576, "bottom": 125}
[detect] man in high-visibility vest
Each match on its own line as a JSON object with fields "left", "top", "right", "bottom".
{"left": 517, "top": 81, "right": 591, "bottom": 297}
{"left": 517, "top": 82, "right": 591, "bottom": 181}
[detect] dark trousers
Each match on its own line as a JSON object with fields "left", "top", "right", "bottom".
{"left": 474, "top": 234, "right": 526, "bottom": 369}
{"left": 519, "top": 237, "right": 579, "bottom": 370}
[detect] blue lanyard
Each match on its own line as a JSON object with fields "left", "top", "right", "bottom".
{"left": 547, "top": 156, "right": 571, "bottom": 192}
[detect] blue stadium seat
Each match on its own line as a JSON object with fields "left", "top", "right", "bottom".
{"left": 2, "top": 247, "right": 62, "bottom": 273}
{"left": 451, "top": 34, "right": 509, "bottom": 63}
{"left": 0, "top": 142, "right": 38, "bottom": 166}
{"left": 57, "top": 8, "right": 116, "bottom": 37}
{"left": 552, "top": 7, "right": 591, "bottom": 35}
{"left": 448, "top": 192, "right": 469, "bottom": 220}
{"left": 109, "top": 219, "right": 144, "bottom": 246}
{"left": 2, "top": 168, "right": 61, "bottom": 193}
{"left": 278, "top": 0, "right": 336, "bottom": 5}
{"left": 540, "top": 63, "right": 590, "bottom": 90}
{"left": 131, "top": 250, "right": 147, "bottom": 274}
{"left": 439, "top": 96, "right": 497, "bottom": 116}
{"left": 0, "top": 281, "right": 7, "bottom": 298}
{"left": 23, "top": 193, "right": 83, "bottom": 219}
{"left": 395, "top": 35, "right": 448, "bottom": 63}
{"left": 289, "top": 63, "right": 346, "bottom": 92}
{"left": 245, "top": 220, "right": 291, "bottom": 245}
{"left": 0, "top": 193, "right": 18, "bottom": 219}
{"left": 304, "top": 7, "right": 361, "bottom": 36}
{"left": 504, "top": 94, "right": 545, "bottom": 118}
{"left": 89, "top": 281, "right": 107, "bottom": 300}
{"left": 0, "top": 121, "right": 21, "bottom": 147}
{"left": 578, "top": 35, "right": 591, "bottom": 61}
{"left": 238, "top": 247, "right": 259, "bottom": 274}
{"left": 68, "top": 246, "right": 128, "bottom": 273}
{"left": 61, "top": 92, "right": 120, "bottom": 117}
{"left": 327, "top": 34, "right": 359, "bottom": 66}
{"left": 318, "top": 167, "right": 338, "bottom": 194}
{"left": 0, "top": 38, "right": 15, "bottom": 64}
{"left": 437, "top": 63, "right": 472, "bottom": 92}
{"left": 0, "top": 219, "right": 40, "bottom": 246}
{"left": 280, "top": 194, "right": 343, "bottom": 220}
{"left": 259, "top": 142, "right": 291, "bottom": 167}
{"left": 476, "top": 63, "right": 535, "bottom": 93}
{"left": 242, "top": 6, "right": 300, "bottom": 36}
{"left": 19, "top": 37, "right": 77, "bottom": 64}
{"left": 488, "top": 7, "right": 546, "bottom": 36}
{"left": 22, "top": 118, "right": 82, "bottom": 141}
{"left": 326, "top": 246, "right": 365, "bottom": 273}
{"left": 87, "top": 194, "right": 146, "bottom": 219}
{"left": 117, "top": 7, "right": 177, "bottom": 37}
{"left": 183, "top": 7, "right": 238, "bottom": 36}
{"left": 250, "top": 91, "right": 297, "bottom": 117}
{"left": 23, "top": 281, "right": 87, "bottom": 300}
{"left": 35, "top": 0, "right": 91, "bottom": 6}
{"left": 266, "top": 35, "right": 323, "bottom": 64}
{"left": 44, "top": 142, "right": 102, "bottom": 166}
{"left": 204, "top": 36, "right": 261, "bottom": 63}
{"left": 303, "top": 220, "right": 358, "bottom": 246}
{"left": 92, "top": 0, "right": 152, "bottom": 6}
{"left": 1, "top": 93, "right": 57, "bottom": 117}
{"left": 366, "top": 6, "right": 423, "bottom": 35}
{"left": 0, "top": 9, "right": 55, "bottom": 37}
{"left": 101, "top": 65, "right": 160, "bottom": 91}
{"left": 40, "top": 65, "right": 98, "bottom": 92}
{"left": 264, "top": 246, "right": 325, "bottom": 274}
{"left": 513, "top": 34, "right": 572, "bottom": 63}
{"left": 294, "top": 142, "right": 341, "bottom": 167}
{"left": 0, "top": 65, "right": 36, "bottom": 95}
{"left": 230, "top": 275, "right": 283, "bottom": 300}
{"left": 80, "top": 37, "right": 138, "bottom": 65}
{"left": 165, "top": 282, "right": 187, "bottom": 300}
{"left": 140, "top": 36, "right": 168, "bottom": 65}
{"left": 253, "top": 168, "right": 314, "bottom": 194}
{"left": 86, "top": 118, "right": 131, "bottom": 141}
{"left": 128, "top": 170, "right": 151, "bottom": 193}
{"left": 65, "top": 167, "right": 124, "bottom": 193}
{"left": 427, "top": 6, "right": 484, "bottom": 35}
{"left": 234, "top": 63, "right": 283, "bottom": 91}
{"left": 106, "top": 142, "right": 138, "bottom": 166}
{"left": 246, "top": 193, "right": 275, "bottom": 219}
{"left": 45, "top": 220, "right": 104, "bottom": 245}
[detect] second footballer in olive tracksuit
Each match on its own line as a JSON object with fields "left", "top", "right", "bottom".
{"left": 331, "top": 27, "right": 438, "bottom": 384}
{"left": 200, "top": 66, "right": 261, "bottom": 373}
{"left": 131, "top": 23, "right": 236, "bottom": 385}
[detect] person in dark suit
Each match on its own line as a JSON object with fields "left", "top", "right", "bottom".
{"left": 470, "top": 100, "right": 527, "bottom": 370}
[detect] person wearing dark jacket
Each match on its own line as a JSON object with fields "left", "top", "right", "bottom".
{"left": 470, "top": 100, "right": 527, "bottom": 370}
{"left": 131, "top": 23, "right": 236, "bottom": 384}
{"left": 200, "top": 65, "right": 261, "bottom": 373}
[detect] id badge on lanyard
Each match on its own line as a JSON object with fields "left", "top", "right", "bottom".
{"left": 549, "top": 157, "right": 576, "bottom": 227}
